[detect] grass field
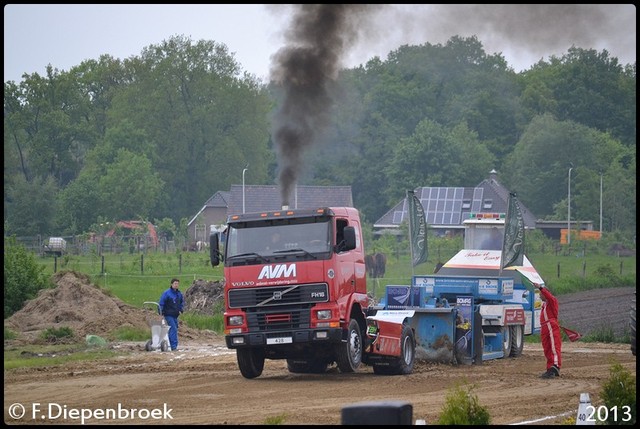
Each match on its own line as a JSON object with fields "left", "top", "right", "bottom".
{"left": 39, "top": 248, "right": 635, "bottom": 308}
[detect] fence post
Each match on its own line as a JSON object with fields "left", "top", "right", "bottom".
{"left": 557, "top": 263, "right": 560, "bottom": 278}
{"left": 582, "top": 261, "right": 586, "bottom": 278}
{"left": 140, "top": 254, "right": 144, "bottom": 275}
{"left": 54, "top": 256, "right": 57, "bottom": 273}
{"left": 179, "top": 254, "right": 182, "bottom": 274}
{"left": 620, "top": 260, "right": 623, "bottom": 275}
{"left": 101, "top": 255, "right": 105, "bottom": 274}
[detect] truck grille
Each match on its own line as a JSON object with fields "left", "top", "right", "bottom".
{"left": 247, "top": 307, "right": 310, "bottom": 331}
{"left": 227, "top": 283, "right": 328, "bottom": 309}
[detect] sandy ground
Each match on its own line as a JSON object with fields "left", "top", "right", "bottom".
{"left": 4, "top": 338, "right": 635, "bottom": 425}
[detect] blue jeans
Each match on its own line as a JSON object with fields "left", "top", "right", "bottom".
{"left": 164, "top": 315, "right": 179, "bottom": 350}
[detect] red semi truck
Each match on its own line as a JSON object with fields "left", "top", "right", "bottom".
{"left": 209, "top": 207, "right": 415, "bottom": 379}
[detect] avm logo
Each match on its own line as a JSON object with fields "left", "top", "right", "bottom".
{"left": 258, "top": 264, "right": 297, "bottom": 279}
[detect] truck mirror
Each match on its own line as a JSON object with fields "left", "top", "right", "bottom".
{"left": 209, "top": 233, "right": 221, "bottom": 266}
{"left": 342, "top": 226, "right": 357, "bottom": 251}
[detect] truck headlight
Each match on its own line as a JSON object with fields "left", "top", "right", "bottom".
{"left": 228, "top": 315, "right": 244, "bottom": 326}
{"left": 316, "top": 310, "right": 331, "bottom": 320}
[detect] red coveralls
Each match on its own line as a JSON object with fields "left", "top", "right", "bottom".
{"left": 539, "top": 286, "right": 562, "bottom": 371}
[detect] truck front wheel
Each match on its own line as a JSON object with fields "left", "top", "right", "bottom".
{"left": 335, "top": 319, "right": 363, "bottom": 373}
{"left": 236, "top": 347, "right": 265, "bottom": 379}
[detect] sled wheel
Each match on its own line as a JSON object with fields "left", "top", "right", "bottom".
{"left": 502, "top": 326, "right": 512, "bottom": 357}
{"left": 145, "top": 340, "right": 153, "bottom": 351}
{"left": 160, "top": 340, "right": 169, "bottom": 352}
{"left": 509, "top": 325, "right": 524, "bottom": 357}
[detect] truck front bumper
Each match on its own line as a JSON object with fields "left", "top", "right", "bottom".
{"left": 225, "top": 327, "right": 343, "bottom": 348}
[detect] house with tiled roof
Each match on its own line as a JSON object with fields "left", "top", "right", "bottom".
{"left": 373, "top": 170, "right": 538, "bottom": 236}
{"left": 188, "top": 185, "right": 353, "bottom": 244}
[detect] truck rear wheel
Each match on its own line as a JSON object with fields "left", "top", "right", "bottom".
{"left": 509, "top": 325, "right": 524, "bottom": 357}
{"left": 335, "top": 319, "right": 363, "bottom": 373}
{"left": 236, "top": 348, "right": 265, "bottom": 379}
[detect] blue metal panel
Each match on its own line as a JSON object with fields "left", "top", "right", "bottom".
{"left": 408, "top": 309, "right": 456, "bottom": 363}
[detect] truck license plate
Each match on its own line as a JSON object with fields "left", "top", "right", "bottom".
{"left": 267, "top": 337, "right": 292, "bottom": 345}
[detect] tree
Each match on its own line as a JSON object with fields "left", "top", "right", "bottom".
{"left": 5, "top": 174, "right": 58, "bottom": 236}
{"left": 98, "top": 149, "right": 164, "bottom": 220}
{"left": 504, "top": 114, "right": 628, "bottom": 221}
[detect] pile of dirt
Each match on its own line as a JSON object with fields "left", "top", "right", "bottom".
{"left": 184, "top": 279, "right": 224, "bottom": 315}
{"left": 4, "top": 271, "right": 223, "bottom": 343}
{"left": 4, "top": 271, "right": 149, "bottom": 341}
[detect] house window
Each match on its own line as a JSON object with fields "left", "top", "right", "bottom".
{"left": 483, "top": 199, "right": 493, "bottom": 209}
{"left": 462, "top": 200, "right": 471, "bottom": 209}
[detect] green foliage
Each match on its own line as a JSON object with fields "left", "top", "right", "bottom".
{"left": 263, "top": 414, "right": 287, "bottom": 425}
{"left": 582, "top": 327, "right": 618, "bottom": 343}
{"left": 4, "top": 237, "right": 53, "bottom": 318}
{"left": 39, "top": 326, "right": 74, "bottom": 342}
{"left": 599, "top": 362, "right": 636, "bottom": 425}
{"left": 112, "top": 326, "right": 149, "bottom": 341}
{"left": 4, "top": 326, "right": 18, "bottom": 340}
{"left": 155, "top": 217, "right": 177, "bottom": 240}
{"left": 5, "top": 34, "right": 635, "bottom": 240}
{"left": 182, "top": 312, "right": 223, "bottom": 333}
{"left": 437, "top": 382, "right": 491, "bottom": 425}
{"left": 4, "top": 343, "right": 119, "bottom": 370}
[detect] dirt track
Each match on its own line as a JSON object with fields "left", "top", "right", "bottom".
{"left": 4, "top": 287, "right": 636, "bottom": 425}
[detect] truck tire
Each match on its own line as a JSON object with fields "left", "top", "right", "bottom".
{"left": 335, "top": 319, "right": 363, "bottom": 373}
{"left": 236, "top": 347, "right": 265, "bottom": 379}
{"left": 373, "top": 325, "right": 415, "bottom": 375}
{"left": 286, "top": 358, "right": 328, "bottom": 374}
{"left": 501, "top": 326, "right": 512, "bottom": 357}
{"left": 631, "top": 292, "right": 636, "bottom": 356}
{"left": 509, "top": 325, "right": 524, "bottom": 357}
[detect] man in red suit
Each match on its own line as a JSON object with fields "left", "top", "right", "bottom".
{"left": 535, "top": 282, "right": 562, "bottom": 378}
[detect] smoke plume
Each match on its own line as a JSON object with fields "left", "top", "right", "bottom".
{"left": 270, "top": 4, "right": 381, "bottom": 207}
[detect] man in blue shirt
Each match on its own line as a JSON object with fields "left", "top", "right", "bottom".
{"left": 158, "top": 278, "right": 184, "bottom": 351}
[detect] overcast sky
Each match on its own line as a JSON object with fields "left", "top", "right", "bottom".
{"left": 4, "top": 4, "right": 636, "bottom": 84}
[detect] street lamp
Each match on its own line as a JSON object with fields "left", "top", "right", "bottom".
{"left": 242, "top": 166, "right": 248, "bottom": 214}
{"left": 567, "top": 165, "right": 573, "bottom": 245}
{"left": 599, "top": 172, "right": 603, "bottom": 236}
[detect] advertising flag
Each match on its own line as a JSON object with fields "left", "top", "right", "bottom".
{"left": 407, "top": 190, "right": 428, "bottom": 267}
{"left": 501, "top": 192, "right": 525, "bottom": 269}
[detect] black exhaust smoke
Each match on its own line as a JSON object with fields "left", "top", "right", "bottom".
{"left": 270, "top": 5, "right": 380, "bottom": 207}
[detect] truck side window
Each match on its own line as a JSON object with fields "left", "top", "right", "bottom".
{"left": 336, "top": 219, "right": 347, "bottom": 252}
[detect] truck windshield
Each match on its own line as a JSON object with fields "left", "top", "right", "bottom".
{"left": 226, "top": 220, "right": 331, "bottom": 260}
{"left": 465, "top": 225, "right": 504, "bottom": 250}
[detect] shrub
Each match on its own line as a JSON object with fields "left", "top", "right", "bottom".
{"left": 600, "top": 362, "right": 636, "bottom": 425}
{"left": 4, "top": 326, "right": 18, "bottom": 340}
{"left": 4, "top": 236, "right": 53, "bottom": 317}
{"left": 40, "top": 326, "right": 74, "bottom": 343}
{"left": 437, "top": 382, "right": 490, "bottom": 425}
